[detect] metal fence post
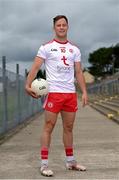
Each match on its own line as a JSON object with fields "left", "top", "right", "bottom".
{"left": 24, "top": 68, "right": 30, "bottom": 117}
{"left": 16, "top": 64, "right": 21, "bottom": 124}
{"left": 2, "top": 56, "right": 8, "bottom": 132}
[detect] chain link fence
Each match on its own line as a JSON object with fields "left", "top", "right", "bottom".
{"left": 87, "top": 78, "right": 119, "bottom": 96}
{"left": 0, "top": 56, "right": 43, "bottom": 136}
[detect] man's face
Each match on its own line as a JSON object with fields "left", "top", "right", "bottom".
{"left": 54, "top": 18, "right": 68, "bottom": 38}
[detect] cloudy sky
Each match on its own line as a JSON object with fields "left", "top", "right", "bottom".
{"left": 0, "top": 0, "right": 119, "bottom": 74}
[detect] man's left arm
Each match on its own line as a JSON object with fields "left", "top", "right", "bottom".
{"left": 74, "top": 61, "right": 88, "bottom": 107}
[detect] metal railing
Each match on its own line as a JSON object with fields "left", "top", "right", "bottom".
{"left": 0, "top": 56, "right": 43, "bottom": 136}
{"left": 87, "top": 78, "right": 119, "bottom": 96}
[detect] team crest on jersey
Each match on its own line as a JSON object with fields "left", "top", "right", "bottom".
{"left": 60, "top": 47, "right": 66, "bottom": 53}
{"left": 69, "top": 49, "right": 73, "bottom": 53}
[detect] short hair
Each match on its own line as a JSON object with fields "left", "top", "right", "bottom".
{"left": 53, "top": 15, "right": 68, "bottom": 25}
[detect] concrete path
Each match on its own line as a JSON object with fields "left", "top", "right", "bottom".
{"left": 0, "top": 102, "right": 119, "bottom": 179}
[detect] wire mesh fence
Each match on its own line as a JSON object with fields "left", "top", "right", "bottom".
{"left": 0, "top": 56, "right": 43, "bottom": 136}
{"left": 1, "top": 56, "right": 119, "bottom": 136}
{"left": 87, "top": 78, "right": 119, "bottom": 96}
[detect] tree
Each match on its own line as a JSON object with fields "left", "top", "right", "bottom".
{"left": 88, "top": 44, "right": 119, "bottom": 77}
{"left": 113, "top": 43, "right": 119, "bottom": 69}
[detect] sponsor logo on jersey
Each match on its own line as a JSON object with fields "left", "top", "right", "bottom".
{"left": 51, "top": 48, "right": 58, "bottom": 51}
{"left": 61, "top": 56, "right": 69, "bottom": 66}
{"left": 57, "top": 65, "right": 71, "bottom": 73}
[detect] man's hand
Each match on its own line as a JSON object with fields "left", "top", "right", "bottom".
{"left": 81, "top": 92, "right": 88, "bottom": 107}
{"left": 25, "top": 85, "right": 41, "bottom": 99}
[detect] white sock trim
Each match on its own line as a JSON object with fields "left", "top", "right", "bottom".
{"left": 66, "top": 156, "right": 75, "bottom": 162}
{"left": 41, "top": 159, "right": 48, "bottom": 166}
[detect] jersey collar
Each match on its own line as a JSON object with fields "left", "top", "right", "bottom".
{"left": 53, "top": 38, "right": 68, "bottom": 44}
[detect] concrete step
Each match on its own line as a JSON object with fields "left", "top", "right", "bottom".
{"left": 110, "top": 99, "right": 119, "bottom": 103}
{"left": 92, "top": 102, "right": 119, "bottom": 115}
{"left": 103, "top": 101, "right": 119, "bottom": 108}
{"left": 90, "top": 103, "right": 119, "bottom": 124}
{"left": 89, "top": 95, "right": 119, "bottom": 103}
{"left": 90, "top": 103, "right": 115, "bottom": 115}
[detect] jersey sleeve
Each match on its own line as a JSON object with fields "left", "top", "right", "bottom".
{"left": 74, "top": 47, "right": 81, "bottom": 62}
{"left": 37, "top": 45, "right": 47, "bottom": 60}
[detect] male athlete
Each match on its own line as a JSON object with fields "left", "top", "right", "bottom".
{"left": 25, "top": 15, "right": 88, "bottom": 177}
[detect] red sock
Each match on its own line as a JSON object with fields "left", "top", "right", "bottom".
{"left": 65, "top": 147, "right": 73, "bottom": 156}
{"left": 65, "top": 147, "right": 74, "bottom": 162}
{"left": 41, "top": 147, "right": 48, "bottom": 165}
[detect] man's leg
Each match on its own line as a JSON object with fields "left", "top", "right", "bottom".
{"left": 40, "top": 110, "right": 58, "bottom": 176}
{"left": 61, "top": 111, "right": 75, "bottom": 148}
{"left": 61, "top": 111, "right": 86, "bottom": 171}
{"left": 40, "top": 110, "right": 58, "bottom": 148}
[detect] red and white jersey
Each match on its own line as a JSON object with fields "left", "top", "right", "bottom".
{"left": 37, "top": 39, "right": 81, "bottom": 93}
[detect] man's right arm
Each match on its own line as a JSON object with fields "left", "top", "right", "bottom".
{"left": 25, "top": 56, "right": 44, "bottom": 98}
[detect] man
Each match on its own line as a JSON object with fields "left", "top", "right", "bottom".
{"left": 25, "top": 15, "right": 88, "bottom": 177}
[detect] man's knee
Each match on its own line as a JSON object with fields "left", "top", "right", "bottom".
{"left": 44, "top": 119, "right": 56, "bottom": 133}
{"left": 64, "top": 124, "right": 73, "bottom": 133}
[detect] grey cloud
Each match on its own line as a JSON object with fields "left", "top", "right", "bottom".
{"left": 0, "top": 0, "right": 119, "bottom": 73}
